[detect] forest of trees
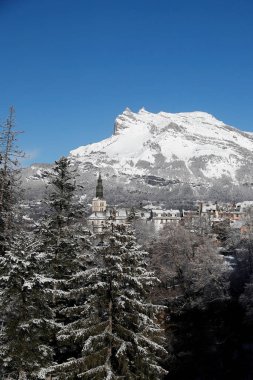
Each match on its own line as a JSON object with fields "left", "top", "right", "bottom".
{"left": 1, "top": 109, "right": 253, "bottom": 379}
{"left": 0, "top": 110, "right": 167, "bottom": 379}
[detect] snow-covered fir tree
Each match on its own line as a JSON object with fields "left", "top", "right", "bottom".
{"left": 48, "top": 225, "right": 167, "bottom": 380}
{"left": 38, "top": 157, "right": 93, "bottom": 363}
{"left": 0, "top": 231, "right": 55, "bottom": 380}
{"left": 0, "top": 107, "right": 24, "bottom": 256}
{"left": 39, "top": 157, "right": 83, "bottom": 301}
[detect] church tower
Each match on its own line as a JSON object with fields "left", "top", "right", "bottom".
{"left": 92, "top": 173, "right": 107, "bottom": 213}
{"left": 96, "top": 172, "right": 103, "bottom": 198}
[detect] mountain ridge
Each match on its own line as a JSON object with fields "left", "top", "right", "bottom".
{"left": 69, "top": 108, "right": 253, "bottom": 184}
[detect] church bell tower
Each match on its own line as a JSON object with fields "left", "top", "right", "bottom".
{"left": 96, "top": 172, "right": 104, "bottom": 198}
{"left": 92, "top": 173, "right": 107, "bottom": 213}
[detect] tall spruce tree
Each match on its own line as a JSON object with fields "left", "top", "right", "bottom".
{"left": 38, "top": 157, "right": 93, "bottom": 364}
{"left": 48, "top": 226, "right": 167, "bottom": 380}
{"left": 39, "top": 157, "right": 81, "bottom": 299}
{"left": 0, "top": 107, "right": 24, "bottom": 256}
{"left": 0, "top": 231, "right": 55, "bottom": 379}
{"left": 0, "top": 108, "right": 46, "bottom": 379}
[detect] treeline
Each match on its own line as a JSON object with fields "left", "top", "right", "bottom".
{"left": 0, "top": 110, "right": 167, "bottom": 379}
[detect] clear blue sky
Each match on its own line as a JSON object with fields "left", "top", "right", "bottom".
{"left": 0, "top": 0, "right": 253, "bottom": 164}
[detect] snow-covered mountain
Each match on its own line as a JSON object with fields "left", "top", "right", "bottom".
{"left": 23, "top": 108, "right": 253, "bottom": 207}
{"left": 70, "top": 107, "right": 253, "bottom": 184}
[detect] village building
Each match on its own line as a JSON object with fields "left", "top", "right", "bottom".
{"left": 150, "top": 208, "right": 181, "bottom": 228}
{"left": 198, "top": 201, "right": 218, "bottom": 214}
{"left": 139, "top": 205, "right": 181, "bottom": 230}
{"left": 236, "top": 200, "right": 253, "bottom": 212}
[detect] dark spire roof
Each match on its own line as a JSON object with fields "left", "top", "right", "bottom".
{"left": 96, "top": 172, "right": 104, "bottom": 198}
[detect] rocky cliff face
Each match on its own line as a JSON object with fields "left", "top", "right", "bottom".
{"left": 23, "top": 108, "right": 253, "bottom": 207}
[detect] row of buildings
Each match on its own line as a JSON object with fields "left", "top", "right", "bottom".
{"left": 87, "top": 174, "right": 253, "bottom": 237}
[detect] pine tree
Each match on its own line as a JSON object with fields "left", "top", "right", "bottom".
{"left": 38, "top": 156, "right": 93, "bottom": 364}
{"left": 0, "top": 231, "right": 55, "bottom": 379}
{"left": 39, "top": 157, "right": 81, "bottom": 297}
{"left": 48, "top": 226, "right": 167, "bottom": 379}
{"left": 0, "top": 107, "right": 24, "bottom": 256}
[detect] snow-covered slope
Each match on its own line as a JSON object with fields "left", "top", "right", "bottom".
{"left": 70, "top": 108, "right": 253, "bottom": 186}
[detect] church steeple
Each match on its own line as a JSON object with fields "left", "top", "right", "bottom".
{"left": 92, "top": 172, "right": 106, "bottom": 213}
{"left": 96, "top": 172, "right": 104, "bottom": 199}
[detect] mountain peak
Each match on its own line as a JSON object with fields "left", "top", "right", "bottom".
{"left": 122, "top": 107, "right": 133, "bottom": 115}
{"left": 138, "top": 107, "right": 149, "bottom": 114}
{"left": 113, "top": 108, "right": 225, "bottom": 136}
